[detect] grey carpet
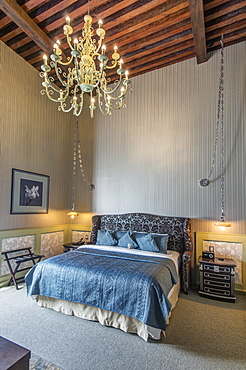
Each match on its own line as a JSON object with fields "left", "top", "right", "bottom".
{"left": 0, "top": 285, "right": 245, "bottom": 370}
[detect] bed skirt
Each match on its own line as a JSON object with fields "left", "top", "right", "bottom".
{"left": 36, "top": 280, "right": 180, "bottom": 342}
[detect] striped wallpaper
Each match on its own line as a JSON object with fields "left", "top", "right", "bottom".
{"left": 0, "top": 41, "right": 72, "bottom": 230}
{"left": 86, "top": 41, "right": 246, "bottom": 236}
{"left": 0, "top": 40, "right": 245, "bottom": 238}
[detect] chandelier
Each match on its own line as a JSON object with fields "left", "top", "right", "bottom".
{"left": 199, "top": 35, "right": 231, "bottom": 230}
{"left": 40, "top": 13, "right": 131, "bottom": 118}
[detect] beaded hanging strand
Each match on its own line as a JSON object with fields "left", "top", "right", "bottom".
{"left": 74, "top": 117, "right": 95, "bottom": 191}
{"left": 199, "top": 35, "right": 224, "bottom": 188}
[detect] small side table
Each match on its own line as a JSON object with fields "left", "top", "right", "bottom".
{"left": 0, "top": 336, "right": 31, "bottom": 370}
{"left": 63, "top": 243, "right": 79, "bottom": 253}
{"left": 198, "top": 257, "right": 236, "bottom": 302}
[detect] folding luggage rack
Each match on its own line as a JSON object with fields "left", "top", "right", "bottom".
{"left": 2, "top": 247, "right": 43, "bottom": 290}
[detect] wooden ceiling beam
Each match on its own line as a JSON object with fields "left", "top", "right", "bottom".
{"left": 0, "top": 0, "right": 53, "bottom": 54}
{"left": 41, "top": 0, "right": 118, "bottom": 35}
{"left": 125, "top": 40, "right": 195, "bottom": 72}
{"left": 204, "top": 0, "right": 231, "bottom": 12}
{"left": 105, "top": 7, "right": 190, "bottom": 46}
{"left": 0, "top": 0, "right": 45, "bottom": 28}
{"left": 108, "top": 48, "right": 195, "bottom": 80}
{"left": 188, "top": 0, "right": 207, "bottom": 64}
{"left": 205, "top": 1, "right": 246, "bottom": 23}
{"left": 16, "top": 15, "right": 188, "bottom": 60}
{"left": 122, "top": 33, "right": 194, "bottom": 66}
{"left": 207, "top": 13, "right": 246, "bottom": 38}
{"left": 27, "top": 24, "right": 193, "bottom": 67}
{"left": 7, "top": 6, "right": 189, "bottom": 54}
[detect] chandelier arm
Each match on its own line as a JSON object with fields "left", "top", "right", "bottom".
{"left": 59, "top": 102, "right": 74, "bottom": 112}
{"left": 66, "top": 34, "right": 74, "bottom": 53}
{"left": 92, "top": 69, "right": 107, "bottom": 89}
{"left": 97, "top": 89, "right": 111, "bottom": 116}
{"left": 42, "top": 87, "right": 63, "bottom": 103}
{"left": 95, "top": 37, "right": 104, "bottom": 55}
{"left": 53, "top": 62, "right": 68, "bottom": 87}
{"left": 99, "top": 77, "right": 123, "bottom": 95}
{"left": 54, "top": 56, "right": 73, "bottom": 66}
{"left": 59, "top": 88, "right": 70, "bottom": 101}
{"left": 108, "top": 87, "right": 130, "bottom": 101}
{"left": 45, "top": 75, "right": 64, "bottom": 94}
{"left": 55, "top": 56, "right": 74, "bottom": 66}
{"left": 73, "top": 94, "right": 84, "bottom": 116}
{"left": 98, "top": 103, "right": 111, "bottom": 116}
{"left": 105, "top": 60, "right": 118, "bottom": 70}
{"left": 106, "top": 99, "right": 124, "bottom": 110}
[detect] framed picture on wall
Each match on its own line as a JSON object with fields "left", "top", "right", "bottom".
{"left": 10, "top": 169, "right": 50, "bottom": 214}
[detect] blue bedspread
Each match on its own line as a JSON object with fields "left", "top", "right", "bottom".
{"left": 25, "top": 247, "right": 178, "bottom": 330}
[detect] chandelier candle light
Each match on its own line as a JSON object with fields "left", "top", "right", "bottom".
{"left": 40, "top": 14, "right": 131, "bottom": 118}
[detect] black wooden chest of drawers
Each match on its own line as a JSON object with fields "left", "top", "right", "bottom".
{"left": 198, "top": 257, "right": 236, "bottom": 302}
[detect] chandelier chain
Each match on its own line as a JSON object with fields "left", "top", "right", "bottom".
{"left": 74, "top": 117, "right": 95, "bottom": 190}
{"left": 220, "top": 36, "right": 225, "bottom": 217}
{"left": 207, "top": 37, "right": 224, "bottom": 182}
{"left": 198, "top": 35, "right": 230, "bottom": 227}
{"left": 72, "top": 118, "right": 77, "bottom": 210}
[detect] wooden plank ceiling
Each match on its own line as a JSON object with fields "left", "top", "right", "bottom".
{"left": 0, "top": 0, "right": 245, "bottom": 80}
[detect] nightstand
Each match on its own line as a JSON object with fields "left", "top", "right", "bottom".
{"left": 198, "top": 257, "right": 236, "bottom": 302}
{"left": 63, "top": 243, "right": 80, "bottom": 253}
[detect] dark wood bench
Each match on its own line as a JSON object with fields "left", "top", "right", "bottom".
{"left": 0, "top": 336, "right": 31, "bottom": 370}
{"left": 2, "top": 247, "right": 43, "bottom": 290}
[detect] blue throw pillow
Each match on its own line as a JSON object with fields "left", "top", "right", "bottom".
{"left": 96, "top": 230, "right": 106, "bottom": 244}
{"left": 151, "top": 233, "right": 169, "bottom": 254}
{"left": 132, "top": 232, "right": 147, "bottom": 244}
{"left": 96, "top": 230, "right": 117, "bottom": 246}
{"left": 132, "top": 231, "right": 168, "bottom": 254}
{"left": 137, "top": 233, "right": 159, "bottom": 253}
{"left": 117, "top": 231, "right": 138, "bottom": 249}
{"left": 113, "top": 230, "right": 128, "bottom": 241}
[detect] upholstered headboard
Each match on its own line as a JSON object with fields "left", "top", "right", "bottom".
{"left": 91, "top": 212, "right": 192, "bottom": 254}
{"left": 90, "top": 213, "right": 192, "bottom": 292}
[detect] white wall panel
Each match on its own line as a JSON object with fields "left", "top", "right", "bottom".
{"left": 41, "top": 231, "right": 64, "bottom": 258}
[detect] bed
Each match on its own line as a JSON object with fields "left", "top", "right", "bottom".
{"left": 25, "top": 213, "right": 192, "bottom": 341}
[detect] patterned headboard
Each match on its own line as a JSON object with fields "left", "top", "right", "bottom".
{"left": 91, "top": 212, "right": 192, "bottom": 255}
{"left": 91, "top": 213, "right": 192, "bottom": 292}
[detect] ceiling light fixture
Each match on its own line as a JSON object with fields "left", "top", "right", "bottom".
{"left": 40, "top": 9, "right": 131, "bottom": 118}
{"left": 199, "top": 35, "right": 231, "bottom": 230}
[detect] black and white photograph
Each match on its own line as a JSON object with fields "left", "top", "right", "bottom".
{"left": 10, "top": 169, "right": 49, "bottom": 214}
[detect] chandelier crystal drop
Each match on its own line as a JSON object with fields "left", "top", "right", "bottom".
{"left": 40, "top": 14, "right": 131, "bottom": 118}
